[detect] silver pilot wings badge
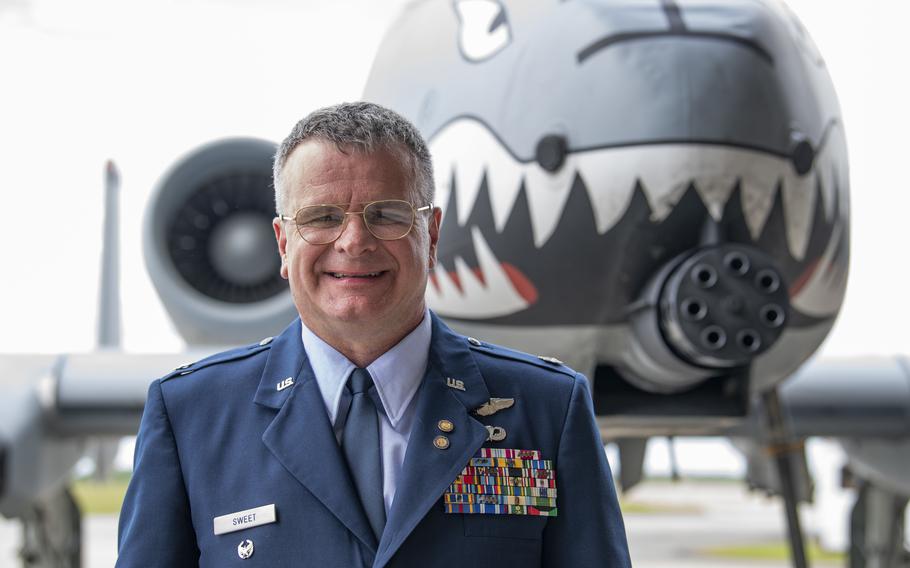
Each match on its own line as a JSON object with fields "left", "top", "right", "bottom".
{"left": 473, "top": 398, "right": 515, "bottom": 417}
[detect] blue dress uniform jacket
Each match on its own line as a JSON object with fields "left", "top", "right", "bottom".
{"left": 117, "top": 313, "right": 631, "bottom": 567}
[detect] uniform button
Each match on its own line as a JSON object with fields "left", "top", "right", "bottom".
{"left": 433, "top": 435, "right": 450, "bottom": 450}
{"left": 437, "top": 419, "right": 454, "bottom": 433}
{"left": 467, "top": 337, "right": 482, "bottom": 346}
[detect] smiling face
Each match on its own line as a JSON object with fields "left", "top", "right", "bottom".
{"left": 273, "top": 139, "right": 440, "bottom": 350}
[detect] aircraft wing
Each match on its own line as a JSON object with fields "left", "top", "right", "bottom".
{"left": 0, "top": 350, "right": 211, "bottom": 517}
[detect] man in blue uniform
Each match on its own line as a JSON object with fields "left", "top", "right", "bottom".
{"left": 117, "top": 102, "right": 631, "bottom": 567}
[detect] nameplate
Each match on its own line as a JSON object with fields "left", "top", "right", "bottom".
{"left": 213, "top": 504, "right": 276, "bottom": 535}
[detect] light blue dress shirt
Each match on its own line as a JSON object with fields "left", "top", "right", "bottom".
{"left": 300, "top": 310, "right": 431, "bottom": 514}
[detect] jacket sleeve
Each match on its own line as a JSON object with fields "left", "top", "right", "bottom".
{"left": 116, "top": 379, "right": 199, "bottom": 567}
{"left": 542, "top": 373, "right": 632, "bottom": 567}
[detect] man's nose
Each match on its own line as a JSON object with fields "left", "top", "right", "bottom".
{"left": 333, "top": 213, "right": 378, "bottom": 255}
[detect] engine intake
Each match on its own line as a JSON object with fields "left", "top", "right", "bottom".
{"left": 144, "top": 138, "right": 296, "bottom": 345}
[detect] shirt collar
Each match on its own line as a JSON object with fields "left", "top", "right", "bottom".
{"left": 300, "top": 309, "right": 431, "bottom": 429}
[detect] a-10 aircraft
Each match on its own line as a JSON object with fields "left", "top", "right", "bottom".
{"left": 1, "top": 0, "right": 908, "bottom": 566}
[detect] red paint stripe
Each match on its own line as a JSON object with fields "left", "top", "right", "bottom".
{"left": 438, "top": 263, "right": 538, "bottom": 305}
{"left": 448, "top": 270, "right": 463, "bottom": 293}
{"left": 790, "top": 258, "right": 821, "bottom": 297}
{"left": 501, "top": 263, "right": 538, "bottom": 304}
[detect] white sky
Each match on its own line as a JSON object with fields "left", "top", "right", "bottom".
{"left": 0, "top": 0, "right": 907, "bottom": 358}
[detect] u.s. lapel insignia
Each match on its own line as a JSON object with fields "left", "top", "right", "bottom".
{"left": 237, "top": 539, "right": 254, "bottom": 559}
{"left": 446, "top": 377, "right": 466, "bottom": 391}
{"left": 485, "top": 425, "right": 507, "bottom": 442}
{"left": 474, "top": 398, "right": 515, "bottom": 416}
{"left": 276, "top": 377, "right": 294, "bottom": 391}
{"left": 443, "top": 448, "right": 558, "bottom": 516}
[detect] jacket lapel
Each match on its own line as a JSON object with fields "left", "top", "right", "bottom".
{"left": 374, "top": 314, "right": 491, "bottom": 568}
{"left": 255, "top": 320, "right": 379, "bottom": 553}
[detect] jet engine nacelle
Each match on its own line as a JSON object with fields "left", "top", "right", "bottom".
{"left": 144, "top": 138, "right": 295, "bottom": 346}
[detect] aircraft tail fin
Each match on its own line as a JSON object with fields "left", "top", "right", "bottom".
{"left": 97, "top": 160, "right": 121, "bottom": 349}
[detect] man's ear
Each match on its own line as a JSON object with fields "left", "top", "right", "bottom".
{"left": 273, "top": 217, "right": 290, "bottom": 280}
{"left": 428, "top": 207, "right": 442, "bottom": 269}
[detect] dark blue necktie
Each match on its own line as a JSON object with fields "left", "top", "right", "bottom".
{"left": 342, "top": 368, "right": 386, "bottom": 541}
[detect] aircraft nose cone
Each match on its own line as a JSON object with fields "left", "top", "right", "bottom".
{"left": 208, "top": 212, "right": 279, "bottom": 286}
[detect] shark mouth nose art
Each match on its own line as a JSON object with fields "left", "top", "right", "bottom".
{"left": 427, "top": 118, "right": 849, "bottom": 325}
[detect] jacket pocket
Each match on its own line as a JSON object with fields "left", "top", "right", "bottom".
{"left": 462, "top": 514, "right": 547, "bottom": 540}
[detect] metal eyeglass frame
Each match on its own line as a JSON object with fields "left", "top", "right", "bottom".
{"left": 279, "top": 199, "right": 434, "bottom": 244}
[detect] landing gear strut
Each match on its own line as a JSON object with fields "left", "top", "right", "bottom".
{"left": 762, "top": 387, "right": 809, "bottom": 568}
{"left": 850, "top": 481, "right": 909, "bottom": 568}
{"left": 19, "top": 486, "right": 81, "bottom": 568}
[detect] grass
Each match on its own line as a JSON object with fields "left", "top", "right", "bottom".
{"left": 702, "top": 542, "right": 846, "bottom": 564}
{"left": 71, "top": 474, "right": 131, "bottom": 515}
{"left": 619, "top": 500, "right": 703, "bottom": 515}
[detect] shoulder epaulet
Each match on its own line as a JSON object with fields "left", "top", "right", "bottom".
{"left": 464, "top": 336, "right": 575, "bottom": 378}
{"left": 161, "top": 336, "right": 275, "bottom": 382}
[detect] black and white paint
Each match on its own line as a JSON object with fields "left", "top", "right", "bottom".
{"left": 364, "top": 0, "right": 849, "bottom": 386}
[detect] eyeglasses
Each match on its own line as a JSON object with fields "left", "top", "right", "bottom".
{"left": 280, "top": 199, "right": 434, "bottom": 245}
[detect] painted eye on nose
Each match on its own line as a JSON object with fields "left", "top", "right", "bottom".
{"left": 789, "top": 131, "right": 815, "bottom": 177}
{"left": 455, "top": 0, "right": 511, "bottom": 62}
{"left": 536, "top": 135, "right": 568, "bottom": 173}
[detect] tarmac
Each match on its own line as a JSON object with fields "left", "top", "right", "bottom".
{"left": 623, "top": 480, "right": 821, "bottom": 568}
{"left": 0, "top": 480, "right": 828, "bottom": 567}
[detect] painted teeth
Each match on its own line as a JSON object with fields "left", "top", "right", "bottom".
{"left": 426, "top": 228, "right": 529, "bottom": 318}
{"left": 429, "top": 118, "right": 847, "bottom": 261}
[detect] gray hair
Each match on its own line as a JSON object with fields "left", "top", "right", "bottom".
{"left": 273, "top": 101, "right": 434, "bottom": 214}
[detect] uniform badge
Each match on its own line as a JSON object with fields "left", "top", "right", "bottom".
{"left": 485, "top": 425, "right": 507, "bottom": 442}
{"left": 237, "top": 539, "right": 254, "bottom": 559}
{"left": 443, "top": 448, "right": 558, "bottom": 516}
{"left": 473, "top": 398, "right": 515, "bottom": 416}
